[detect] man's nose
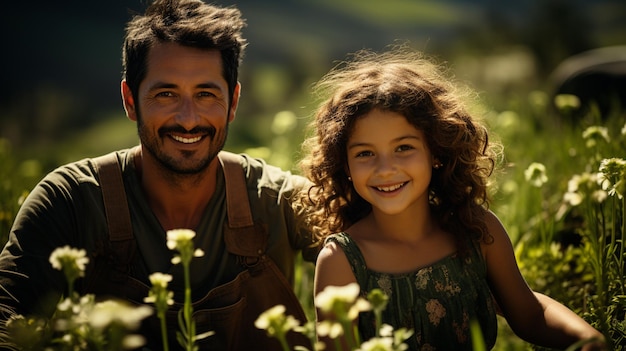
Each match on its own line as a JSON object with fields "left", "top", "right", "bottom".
{"left": 175, "top": 97, "right": 200, "bottom": 130}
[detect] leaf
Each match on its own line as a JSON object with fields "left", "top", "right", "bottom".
{"left": 195, "top": 330, "right": 215, "bottom": 341}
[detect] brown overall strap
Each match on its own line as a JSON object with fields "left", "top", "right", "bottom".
{"left": 218, "top": 151, "right": 254, "bottom": 228}
{"left": 216, "top": 152, "right": 309, "bottom": 350}
{"left": 218, "top": 151, "right": 268, "bottom": 257}
{"left": 92, "top": 149, "right": 137, "bottom": 278}
{"left": 94, "top": 152, "right": 133, "bottom": 243}
{"left": 95, "top": 149, "right": 261, "bottom": 261}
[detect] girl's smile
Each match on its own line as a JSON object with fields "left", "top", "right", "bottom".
{"left": 372, "top": 181, "right": 408, "bottom": 193}
{"left": 346, "top": 109, "right": 435, "bottom": 216}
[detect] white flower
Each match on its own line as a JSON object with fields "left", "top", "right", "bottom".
{"left": 148, "top": 272, "right": 173, "bottom": 288}
{"left": 379, "top": 324, "right": 394, "bottom": 337}
{"left": 582, "top": 126, "right": 610, "bottom": 148}
{"left": 166, "top": 229, "right": 196, "bottom": 250}
{"left": 49, "top": 246, "right": 89, "bottom": 275}
{"left": 88, "top": 300, "right": 152, "bottom": 330}
{"left": 316, "top": 320, "right": 344, "bottom": 338}
{"left": 144, "top": 273, "right": 174, "bottom": 306}
{"left": 554, "top": 94, "right": 580, "bottom": 111}
{"left": 356, "top": 336, "right": 394, "bottom": 351}
{"left": 166, "top": 229, "right": 205, "bottom": 264}
{"left": 255, "top": 304, "right": 301, "bottom": 338}
{"left": 315, "top": 283, "right": 360, "bottom": 313}
{"left": 255, "top": 304, "right": 286, "bottom": 330}
{"left": 524, "top": 162, "right": 548, "bottom": 188}
{"left": 598, "top": 158, "right": 626, "bottom": 198}
{"left": 563, "top": 191, "right": 583, "bottom": 206}
{"left": 591, "top": 190, "right": 608, "bottom": 203}
{"left": 349, "top": 297, "right": 372, "bottom": 320}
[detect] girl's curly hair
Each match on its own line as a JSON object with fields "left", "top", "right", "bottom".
{"left": 297, "top": 47, "right": 500, "bottom": 254}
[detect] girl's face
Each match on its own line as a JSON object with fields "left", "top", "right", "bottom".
{"left": 346, "top": 109, "right": 435, "bottom": 216}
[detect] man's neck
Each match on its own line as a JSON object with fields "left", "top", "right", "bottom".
{"left": 134, "top": 147, "right": 219, "bottom": 231}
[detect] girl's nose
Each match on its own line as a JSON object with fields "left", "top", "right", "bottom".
{"left": 375, "top": 155, "right": 397, "bottom": 177}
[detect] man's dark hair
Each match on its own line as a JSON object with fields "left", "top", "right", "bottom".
{"left": 122, "top": 0, "right": 247, "bottom": 104}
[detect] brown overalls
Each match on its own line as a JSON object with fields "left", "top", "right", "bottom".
{"left": 84, "top": 150, "right": 311, "bottom": 350}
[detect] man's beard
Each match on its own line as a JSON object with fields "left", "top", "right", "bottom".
{"left": 136, "top": 115, "right": 228, "bottom": 175}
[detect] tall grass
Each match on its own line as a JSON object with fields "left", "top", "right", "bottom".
{"left": 0, "top": 91, "right": 624, "bottom": 349}
{"left": 488, "top": 94, "right": 625, "bottom": 350}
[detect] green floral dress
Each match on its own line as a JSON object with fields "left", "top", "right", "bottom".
{"left": 326, "top": 232, "right": 498, "bottom": 350}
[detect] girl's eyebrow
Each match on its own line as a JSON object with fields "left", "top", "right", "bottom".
{"left": 395, "top": 135, "right": 422, "bottom": 142}
{"left": 348, "top": 135, "right": 422, "bottom": 149}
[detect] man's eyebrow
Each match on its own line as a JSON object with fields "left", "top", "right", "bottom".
{"left": 147, "top": 81, "right": 224, "bottom": 92}
{"left": 147, "top": 81, "right": 176, "bottom": 91}
{"left": 197, "top": 82, "right": 223, "bottom": 90}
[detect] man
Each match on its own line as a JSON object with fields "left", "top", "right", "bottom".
{"left": 0, "top": 0, "right": 318, "bottom": 349}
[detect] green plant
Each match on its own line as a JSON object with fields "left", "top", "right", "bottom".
{"left": 6, "top": 246, "right": 152, "bottom": 351}
{"left": 5, "top": 229, "right": 216, "bottom": 351}
{"left": 503, "top": 96, "right": 626, "bottom": 350}
{"left": 164, "top": 229, "right": 214, "bottom": 350}
{"left": 255, "top": 283, "right": 413, "bottom": 351}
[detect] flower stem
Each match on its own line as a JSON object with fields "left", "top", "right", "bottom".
{"left": 159, "top": 310, "right": 170, "bottom": 351}
{"left": 184, "top": 260, "right": 193, "bottom": 351}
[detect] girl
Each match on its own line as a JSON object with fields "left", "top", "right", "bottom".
{"left": 298, "top": 48, "right": 606, "bottom": 350}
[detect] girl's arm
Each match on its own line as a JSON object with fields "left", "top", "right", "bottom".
{"left": 314, "top": 241, "right": 359, "bottom": 351}
{"left": 482, "top": 211, "right": 605, "bottom": 350}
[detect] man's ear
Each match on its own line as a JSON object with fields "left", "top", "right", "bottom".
{"left": 121, "top": 80, "right": 138, "bottom": 122}
{"left": 228, "top": 82, "right": 241, "bottom": 123}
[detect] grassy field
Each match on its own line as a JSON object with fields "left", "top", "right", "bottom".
{"left": 1, "top": 83, "right": 624, "bottom": 350}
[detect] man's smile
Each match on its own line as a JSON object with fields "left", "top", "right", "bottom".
{"left": 171, "top": 135, "right": 203, "bottom": 144}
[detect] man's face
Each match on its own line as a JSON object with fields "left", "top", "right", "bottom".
{"left": 124, "top": 42, "right": 239, "bottom": 174}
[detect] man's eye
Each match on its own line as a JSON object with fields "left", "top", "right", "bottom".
{"left": 155, "top": 91, "right": 174, "bottom": 98}
{"left": 198, "top": 91, "right": 216, "bottom": 97}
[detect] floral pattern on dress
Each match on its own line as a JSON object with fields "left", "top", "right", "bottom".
{"left": 414, "top": 267, "right": 431, "bottom": 290}
{"left": 453, "top": 311, "right": 470, "bottom": 343}
{"left": 377, "top": 275, "right": 392, "bottom": 297}
{"left": 326, "top": 232, "right": 498, "bottom": 351}
{"left": 434, "top": 266, "right": 461, "bottom": 296}
{"left": 425, "top": 299, "right": 446, "bottom": 326}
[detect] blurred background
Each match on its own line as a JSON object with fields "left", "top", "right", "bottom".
{"left": 2, "top": 1, "right": 626, "bottom": 348}
{"left": 1, "top": 0, "right": 625, "bottom": 170}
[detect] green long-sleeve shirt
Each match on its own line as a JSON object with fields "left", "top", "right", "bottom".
{"left": 0, "top": 148, "right": 317, "bottom": 318}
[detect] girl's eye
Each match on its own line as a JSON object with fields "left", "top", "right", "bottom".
{"left": 355, "top": 150, "right": 374, "bottom": 158}
{"left": 397, "top": 144, "right": 415, "bottom": 152}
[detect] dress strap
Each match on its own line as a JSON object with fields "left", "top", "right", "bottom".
{"left": 325, "top": 232, "right": 370, "bottom": 287}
